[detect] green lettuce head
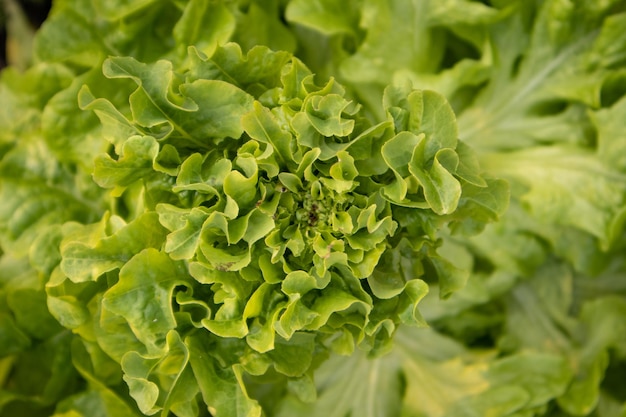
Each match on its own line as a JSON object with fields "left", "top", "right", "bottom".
{"left": 43, "top": 42, "right": 508, "bottom": 415}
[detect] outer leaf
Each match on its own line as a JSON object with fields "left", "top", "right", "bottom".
{"left": 286, "top": 0, "right": 361, "bottom": 36}
{"left": 60, "top": 212, "right": 168, "bottom": 282}
{"left": 63, "top": 338, "right": 142, "bottom": 417}
{"left": 187, "top": 333, "right": 262, "bottom": 417}
{"left": 34, "top": 5, "right": 105, "bottom": 67}
{"left": 173, "top": 0, "right": 235, "bottom": 57}
{"left": 122, "top": 331, "right": 199, "bottom": 417}
{"left": 339, "top": 0, "right": 444, "bottom": 83}
{"left": 41, "top": 70, "right": 115, "bottom": 169}
{"left": 92, "top": 0, "right": 158, "bottom": 20}
{"left": 7, "top": 288, "right": 63, "bottom": 340}
{"left": 103, "top": 57, "right": 254, "bottom": 142}
{"left": 0, "top": 180, "right": 98, "bottom": 257}
{"left": 188, "top": 43, "right": 291, "bottom": 96}
{"left": 93, "top": 135, "right": 159, "bottom": 189}
{"left": 102, "top": 249, "right": 191, "bottom": 353}
{"left": 233, "top": 1, "right": 296, "bottom": 54}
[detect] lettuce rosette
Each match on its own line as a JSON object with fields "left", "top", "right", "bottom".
{"left": 32, "top": 42, "right": 507, "bottom": 416}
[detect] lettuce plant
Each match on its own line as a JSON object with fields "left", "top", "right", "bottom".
{"left": 1, "top": 1, "right": 626, "bottom": 417}
{"left": 54, "top": 43, "right": 507, "bottom": 415}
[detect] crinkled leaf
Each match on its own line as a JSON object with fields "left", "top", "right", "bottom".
{"left": 103, "top": 56, "right": 254, "bottom": 142}
{"left": 122, "top": 331, "right": 199, "bottom": 417}
{"left": 188, "top": 43, "right": 291, "bottom": 97}
{"left": 61, "top": 212, "right": 168, "bottom": 282}
{"left": 409, "top": 147, "right": 461, "bottom": 215}
{"left": 93, "top": 135, "right": 159, "bottom": 189}
{"left": 187, "top": 333, "right": 262, "bottom": 417}
{"left": 102, "top": 249, "right": 191, "bottom": 353}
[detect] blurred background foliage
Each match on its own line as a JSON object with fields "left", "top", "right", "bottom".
{"left": 1, "top": 0, "right": 51, "bottom": 70}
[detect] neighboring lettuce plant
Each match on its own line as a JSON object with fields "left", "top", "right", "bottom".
{"left": 1, "top": 0, "right": 626, "bottom": 417}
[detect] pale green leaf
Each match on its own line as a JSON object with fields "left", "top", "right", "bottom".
{"left": 173, "top": 0, "right": 235, "bottom": 57}
{"left": 60, "top": 213, "right": 168, "bottom": 282}
{"left": 102, "top": 249, "right": 191, "bottom": 353}
{"left": 187, "top": 333, "right": 262, "bottom": 417}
